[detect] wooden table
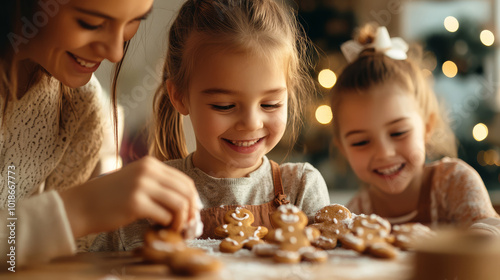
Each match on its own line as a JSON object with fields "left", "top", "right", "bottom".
{"left": 2, "top": 240, "right": 415, "bottom": 280}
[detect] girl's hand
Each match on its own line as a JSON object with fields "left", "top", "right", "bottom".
{"left": 59, "top": 156, "right": 200, "bottom": 238}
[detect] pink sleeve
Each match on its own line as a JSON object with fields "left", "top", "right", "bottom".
{"left": 434, "top": 158, "right": 499, "bottom": 227}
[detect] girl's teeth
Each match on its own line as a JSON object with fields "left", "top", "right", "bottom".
{"left": 376, "top": 164, "right": 402, "bottom": 175}
{"left": 75, "top": 56, "right": 96, "bottom": 68}
{"left": 230, "top": 139, "right": 258, "bottom": 147}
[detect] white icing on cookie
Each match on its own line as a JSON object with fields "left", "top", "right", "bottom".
{"left": 231, "top": 213, "right": 250, "bottom": 221}
{"left": 276, "top": 250, "right": 300, "bottom": 259}
{"left": 281, "top": 214, "right": 299, "bottom": 224}
{"left": 305, "top": 227, "right": 315, "bottom": 241}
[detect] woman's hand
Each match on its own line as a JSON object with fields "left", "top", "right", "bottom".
{"left": 59, "top": 156, "right": 200, "bottom": 239}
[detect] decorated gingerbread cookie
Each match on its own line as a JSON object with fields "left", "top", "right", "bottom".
{"left": 310, "top": 204, "right": 352, "bottom": 249}
{"left": 392, "top": 223, "right": 434, "bottom": 250}
{"left": 339, "top": 214, "right": 397, "bottom": 258}
{"left": 141, "top": 228, "right": 222, "bottom": 276}
{"left": 254, "top": 204, "right": 327, "bottom": 263}
{"left": 214, "top": 207, "right": 268, "bottom": 253}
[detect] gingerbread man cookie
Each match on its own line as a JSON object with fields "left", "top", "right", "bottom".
{"left": 215, "top": 207, "right": 268, "bottom": 253}
{"left": 392, "top": 223, "right": 434, "bottom": 250}
{"left": 310, "top": 204, "right": 352, "bottom": 249}
{"left": 141, "top": 228, "right": 222, "bottom": 276}
{"left": 254, "top": 204, "right": 327, "bottom": 263}
{"left": 339, "top": 214, "right": 397, "bottom": 258}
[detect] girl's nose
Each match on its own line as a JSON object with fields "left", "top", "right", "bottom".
{"left": 235, "top": 109, "right": 264, "bottom": 131}
{"left": 375, "top": 139, "right": 396, "bottom": 159}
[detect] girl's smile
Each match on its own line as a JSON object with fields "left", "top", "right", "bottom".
{"left": 223, "top": 137, "right": 265, "bottom": 154}
{"left": 172, "top": 47, "right": 288, "bottom": 178}
{"left": 337, "top": 83, "right": 431, "bottom": 194}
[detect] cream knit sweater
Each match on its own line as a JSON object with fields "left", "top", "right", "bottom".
{"left": 0, "top": 75, "right": 105, "bottom": 267}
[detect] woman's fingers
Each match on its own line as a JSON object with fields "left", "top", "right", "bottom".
{"left": 144, "top": 157, "right": 200, "bottom": 222}
{"left": 146, "top": 184, "right": 190, "bottom": 231}
{"left": 62, "top": 156, "right": 201, "bottom": 238}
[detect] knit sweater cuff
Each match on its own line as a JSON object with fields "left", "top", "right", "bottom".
{"left": 16, "top": 190, "right": 76, "bottom": 267}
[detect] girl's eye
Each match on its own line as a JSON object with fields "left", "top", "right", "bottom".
{"left": 351, "top": 140, "right": 369, "bottom": 147}
{"left": 391, "top": 131, "right": 408, "bottom": 137}
{"left": 211, "top": 104, "right": 235, "bottom": 111}
{"left": 261, "top": 103, "right": 282, "bottom": 109}
{"left": 77, "top": 20, "right": 102, "bottom": 30}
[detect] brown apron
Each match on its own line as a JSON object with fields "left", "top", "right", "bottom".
{"left": 199, "top": 160, "right": 290, "bottom": 239}
{"left": 393, "top": 168, "right": 434, "bottom": 225}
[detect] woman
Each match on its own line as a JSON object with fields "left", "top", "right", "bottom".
{"left": 0, "top": 0, "right": 200, "bottom": 267}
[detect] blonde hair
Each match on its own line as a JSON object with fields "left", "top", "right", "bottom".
{"left": 151, "top": 0, "right": 315, "bottom": 161}
{"left": 331, "top": 24, "right": 457, "bottom": 159}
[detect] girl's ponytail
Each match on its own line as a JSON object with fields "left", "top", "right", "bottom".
{"left": 150, "top": 83, "right": 187, "bottom": 161}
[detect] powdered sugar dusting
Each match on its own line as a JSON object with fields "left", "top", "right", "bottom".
{"left": 184, "top": 239, "right": 413, "bottom": 279}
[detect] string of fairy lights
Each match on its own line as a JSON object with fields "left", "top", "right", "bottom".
{"left": 313, "top": 16, "right": 500, "bottom": 172}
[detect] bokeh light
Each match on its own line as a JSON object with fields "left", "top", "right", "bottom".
{"left": 472, "top": 123, "right": 488, "bottom": 141}
{"left": 315, "top": 105, "right": 333, "bottom": 125}
{"left": 480, "top": 30, "right": 495, "bottom": 46}
{"left": 442, "top": 61, "right": 458, "bottom": 78}
{"left": 444, "top": 16, "right": 459, "bottom": 32}
{"left": 484, "top": 149, "right": 498, "bottom": 166}
{"left": 318, "top": 69, "right": 337, "bottom": 89}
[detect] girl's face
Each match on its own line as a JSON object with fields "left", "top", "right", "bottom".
{"left": 336, "top": 83, "right": 430, "bottom": 194}
{"left": 17, "top": 0, "right": 153, "bottom": 88}
{"left": 181, "top": 50, "right": 288, "bottom": 178}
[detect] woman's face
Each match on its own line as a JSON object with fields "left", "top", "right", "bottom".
{"left": 16, "top": 0, "right": 154, "bottom": 88}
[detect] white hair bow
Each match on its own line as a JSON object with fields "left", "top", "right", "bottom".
{"left": 340, "top": 26, "right": 408, "bottom": 63}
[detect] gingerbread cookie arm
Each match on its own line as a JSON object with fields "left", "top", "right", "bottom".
{"left": 310, "top": 204, "right": 353, "bottom": 250}
{"left": 367, "top": 242, "right": 398, "bottom": 259}
{"left": 215, "top": 224, "right": 230, "bottom": 238}
{"left": 339, "top": 233, "right": 367, "bottom": 253}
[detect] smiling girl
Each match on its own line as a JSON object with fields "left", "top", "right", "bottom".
{"left": 1, "top": 0, "right": 200, "bottom": 266}
{"left": 332, "top": 25, "right": 500, "bottom": 234}
{"left": 88, "top": 0, "right": 330, "bottom": 249}
{"left": 148, "top": 0, "right": 331, "bottom": 239}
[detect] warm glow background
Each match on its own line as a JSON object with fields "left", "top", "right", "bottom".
{"left": 95, "top": 0, "right": 500, "bottom": 200}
